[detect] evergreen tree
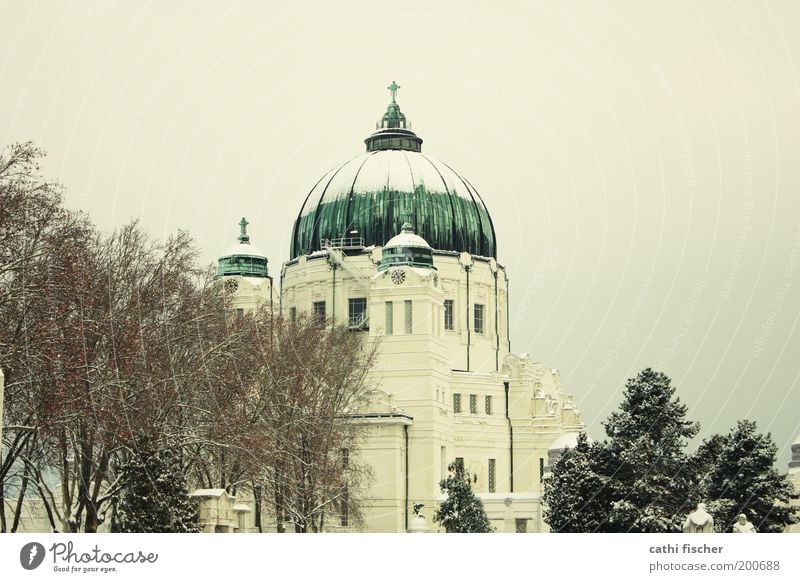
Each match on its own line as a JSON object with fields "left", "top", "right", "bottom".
{"left": 542, "top": 433, "right": 608, "bottom": 532}
{"left": 112, "top": 441, "right": 199, "bottom": 533}
{"left": 433, "top": 461, "right": 493, "bottom": 533}
{"left": 600, "top": 368, "right": 699, "bottom": 532}
{"left": 693, "top": 420, "right": 798, "bottom": 533}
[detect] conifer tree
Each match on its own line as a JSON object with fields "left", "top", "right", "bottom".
{"left": 112, "top": 441, "right": 199, "bottom": 533}
{"left": 542, "top": 433, "right": 607, "bottom": 532}
{"left": 433, "top": 461, "right": 493, "bottom": 533}
{"left": 600, "top": 368, "right": 699, "bottom": 532}
{"left": 693, "top": 420, "right": 798, "bottom": 533}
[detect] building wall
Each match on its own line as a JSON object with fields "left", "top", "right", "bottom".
{"left": 279, "top": 245, "right": 585, "bottom": 532}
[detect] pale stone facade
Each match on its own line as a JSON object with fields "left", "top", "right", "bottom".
{"left": 225, "top": 236, "right": 587, "bottom": 533}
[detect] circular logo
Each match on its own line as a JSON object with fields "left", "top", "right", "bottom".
{"left": 20, "top": 542, "right": 46, "bottom": 570}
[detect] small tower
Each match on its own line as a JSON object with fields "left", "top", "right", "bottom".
{"left": 378, "top": 223, "right": 436, "bottom": 272}
{"left": 216, "top": 218, "right": 275, "bottom": 312}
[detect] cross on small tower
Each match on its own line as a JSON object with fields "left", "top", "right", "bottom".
{"left": 238, "top": 217, "right": 250, "bottom": 243}
{"left": 387, "top": 80, "right": 400, "bottom": 103}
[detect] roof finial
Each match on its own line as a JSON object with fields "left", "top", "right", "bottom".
{"left": 388, "top": 80, "right": 400, "bottom": 103}
{"left": 238, "top": 217, "right": 250, "bottom": 244}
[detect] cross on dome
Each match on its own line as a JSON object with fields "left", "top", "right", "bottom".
{"left": 238, "top": 217, "right": 250, "bottom": 244}
{"left": 388, "top": 80, "right": 400, "bottom": 103}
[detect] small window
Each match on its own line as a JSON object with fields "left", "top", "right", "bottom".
{"left": 313, "top": 301, "right": 326, "bottom": 322}
{"left": 539, "top": 458, "right": 545, "bottom": 483}
{"left": 404, "top": 300, "right": 412, "bottom": 334}
{"left": 236, "top": 308, "right": 244, "bottom": 318}
{"left": 444, "top": 299, "right": 454, "bottom": 331}
{"left": 341, "top": 448, "right": 349, "bottom": 469}
{"left": 515, "top": 518, "right": 528, "bottom": 533}
{"left": 453, "top": 393, "right": 462, "bottom": 414}
{"left": 340, "top": 485, "right": 349, "bottom": 527}
{"left": 488, "top": 458, "right": 496, "bottom": 493}
{"left": 385, "top": 301, "right": 393, "bottom": 335}
{"left": 348, "top": 298, "right": 368, "bottom": 329}
{"left": 289, "top": 307, "right": 297, "bottom": 323}
{"left": 485, "top": 395, "right": 492, "bottom": 415}
{"left": 469, "top": 394, "right": 477, "bottom": 414}
{"left": 455, "top": 457, "right": 464, "bottom": 470}
{"left": 474, "top": 304, "right": 485, "bottom": 334}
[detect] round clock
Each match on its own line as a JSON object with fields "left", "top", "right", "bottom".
{"left": 391, "top": 270, "right": 406, "bottom": 285}
{"left": 224, "top": 279, "right": 239, "bottom": 293}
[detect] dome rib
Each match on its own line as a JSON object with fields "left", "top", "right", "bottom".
{"left": 307, "top": 158, "right": 354, "bottom": 253}
{"left": 419, "top": 153, "right": 459, "bottom": 255}
{"left": 461, "top": 175, "right": 498, "bottom": 258}
{"left": 292, "top": 169, "right": 332, "bottom": 256}
{"left": 440, "top": 159, "right": 491, "bottom": 257}
{"left": 343, "top": 152, "right": 378, "bottom": 238}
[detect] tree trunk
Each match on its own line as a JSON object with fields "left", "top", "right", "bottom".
{"left": 11, "top": 465, "right": 30, "bottom": 532}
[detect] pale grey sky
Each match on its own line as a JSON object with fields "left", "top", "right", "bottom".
{"left": 2, "top": 1, "right": 799, "bottom": 460}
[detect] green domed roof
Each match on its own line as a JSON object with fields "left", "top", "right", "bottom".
{"left": 216, "top": 218, "right": 269, "bottom": 278}
{"left": 290, "top": 85, "right": 496, "bottom": 259}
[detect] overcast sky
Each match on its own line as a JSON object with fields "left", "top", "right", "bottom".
{"left": 2, "top": 1, "right": 799, "bottom": 462}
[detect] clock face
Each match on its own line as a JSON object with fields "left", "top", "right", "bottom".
{"left": 391, "top": 269, "right": 406, "bottom": 285}
{"left": 224, "top": 278, "right": 239, "bottom": 293}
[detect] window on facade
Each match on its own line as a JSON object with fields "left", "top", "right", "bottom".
{"left": 444, "top": 299, "right": 454, "bottom": 330}
{"left": 515, "top": 518, "right": 528, "bottom": 533}
{"left": 539, "top": 458, "right": 545, "bottom": 483}
{"left": 341, "top": 448, "right": 349, "bottom": 469}
{"left": 488, "top": 458, "right": 496, "bottom": 493}
{"left": 348, "top": 298, "right": 368, "bottom": 329}
{"left": 312, "top": 300, "right": 326, "bottom": 322}
{"left": 485, "top": 395, "right": 492, "bottom": 415}
{"left": 474, "top": 303, "right": 485, "bottom": 334}
{"left": 455, "top": 457, "right": 464, "bottom": 470}
{"left": 404, "top": 300, "right": 412, "bottom": 334}
{"left": 385, "top": 301, "right": 393, "bottom": 335}
{"left": 236, "top": 308, "right": 244, "bottom": 318}
{"left": 289, "top": 306, "right": 297, "bottom": 323}
{"left": 469, "top": 394, "right": 477, "bottom": 414}
{"left": 453, "top": 393, "right": 462, "bottom": 414}
{"left": 340, "top": 485, "right": 349, "bottom": 527}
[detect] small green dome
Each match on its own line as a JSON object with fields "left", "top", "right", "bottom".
{"left": 216, "top": 218, "right": 269, "bottom": 279}
{"left": 378, "top": 223, "right": 436, "bottom": 271}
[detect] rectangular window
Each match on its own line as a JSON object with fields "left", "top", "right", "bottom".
{"left": 474, "top": 303, "right": 485, "bottom": 334}
{"left": 485, "top": 395, "right": 492, "bottom": 415}
{"left": 385, "top": 301, "right": 393, "bottom": 335}
{"left": 340, "top": 485, "right": 349, "bottom": 527}
{"left": 539, "top": 458, "right": 545, "bottom": 483}
{"left": 404, "top": 300, "right": 412, "bottom": 334}
{"left": 289, "top": 306, "right": 297, "bottom": 323}
{"left": 341, "top": 448, "right": 349, "bottom": 469}
{"left": 453, "top": 393, "right": 462, "bottom": 414}
{"left": 444, "top": 299, "right": 454, "bottom": 330}
{"left": 312, "top": 301, "right": 326, "bottom": 322}
{"left": 348, "top": 298, "right": 368, "bottom": 329}
{"left": 441, "top": 446, "right": 447, "bottom": 481}
{"left": 469, "top": 394, "right": 477, "bottom": 414}
{"left": 488, "top": 459, "right": 496, "bottom": 493}
{"left": 515, "top": 518, "right": 528, "bottom": 533}
{"left": 455, "top": 457, "right": 464, "bottom": 470}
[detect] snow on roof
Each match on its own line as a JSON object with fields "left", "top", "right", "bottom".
{"left": 220, "top": 242, "right": 267, "bottom": 258}
{"left": 189, "top": 488, "right": 229, "bottom": 498}
{"left": 548, "top": 432, "right": 592, "bottom": 451}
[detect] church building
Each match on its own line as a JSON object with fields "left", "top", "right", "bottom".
{"left": 216, "top": 83, "right": 587, "bottom": 533}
